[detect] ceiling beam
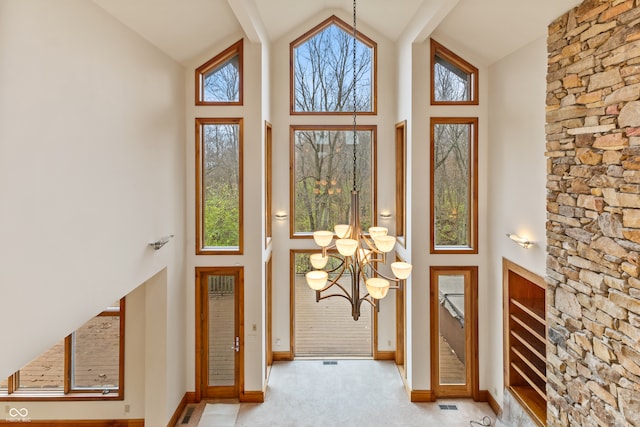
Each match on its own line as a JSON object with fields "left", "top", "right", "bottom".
{"left": 227, "top": 0, "right": 267, "bottom": 44}
{"left": 399, "top": 0, "right": 460, "bottom": 45}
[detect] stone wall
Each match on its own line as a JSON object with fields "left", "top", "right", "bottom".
{"left": 546, "top": 1, "right": 640, "bottom": 426}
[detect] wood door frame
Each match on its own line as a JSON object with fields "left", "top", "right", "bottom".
{"left": 195, "top": 266, "right": 244, "bottom": 401}
{"left": 266, "top": 255, "right": 273, "bottom": 369}
{"left": 395, "top": 255, "right": 406, "bottom": 369}
{"left": 429, "top": 266, "right": 479, "bottom": 399}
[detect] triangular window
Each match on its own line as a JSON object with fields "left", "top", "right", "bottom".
{"left": 291, "top": 16, "right": 376, "bottom": 114}
{"left": 196, "top": 39, "right": 243, "bottom": 105}
{"left": 431, "top": 39, "right": 478, "bottom": 105}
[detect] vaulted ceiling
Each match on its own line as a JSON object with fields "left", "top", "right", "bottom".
{"left": 92, "top": 0, "right": 581, "bottom": 65}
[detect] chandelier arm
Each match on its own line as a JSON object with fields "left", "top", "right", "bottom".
{"left": 315, "top": 292, "right": 353, "bottom": 303}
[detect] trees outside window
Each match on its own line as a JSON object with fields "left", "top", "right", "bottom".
{"left": 196, "top": 118, "right": 243, "bottom": 254}
{"left": 430, "top": 118, "right": 478, "bottom": 253}
{"left": 196, "top": 39, "right": 243, "bottom": 105}
{"left": 291, "top": 16, "right": 375, "bottom": 114}
{"left": 431, "top": 39, "right": 478, "bottom": 105}
{"left": 291, "top": 126, "right": 375, "bottom": 236}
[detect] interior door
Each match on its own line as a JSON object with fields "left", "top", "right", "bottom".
{"left": 430, "top": 266, "right": 478, "bottom": 398}
{"left": 196, "top": 267, "right": 243, "bottom": 399}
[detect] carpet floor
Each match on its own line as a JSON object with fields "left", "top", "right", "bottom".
{"left": 179, "top": 360, "right": 503, "bottom": 427}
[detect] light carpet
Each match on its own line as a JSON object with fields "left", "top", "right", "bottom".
{"left": 197, "top": 403, "right": 240, "bottom": 427}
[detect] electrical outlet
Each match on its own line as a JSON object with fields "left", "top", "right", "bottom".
{"left": 4, "top": 406, "right": 9, "bottom": 414}
{"left": 387, "top": 340, "right": 391, "bottom": 346}
{"left": 276, "top": 338, "right": 281, "bottom": 347}
{"left": 124, "top": 404, "right": 130, "bottom": 413}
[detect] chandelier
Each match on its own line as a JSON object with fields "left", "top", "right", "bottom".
{"left": 305, "top": 0, "right": 412, "bottom": 321}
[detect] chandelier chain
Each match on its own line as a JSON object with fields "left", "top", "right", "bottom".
{"left": 352, "top": 0, "right": 357, "bottom": 192}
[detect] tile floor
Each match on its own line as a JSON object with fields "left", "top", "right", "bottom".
{"left": 181, "top": 359, "right": 504, "bottom": 427}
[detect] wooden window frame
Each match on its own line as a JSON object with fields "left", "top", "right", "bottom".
{"left": 195, "top": 117, "right": 244, "bottom": 255}
{"left": 395, "top": 120, "right": 407, "bottom": 248}
{"left": 0, "top": 300, "right": 125, "bottom": 401}
{"left": 265, "top": 121, "right": 273, "bottom": 249}
{"left": 290, "top": 15, "right": 377, "bottom": 115}
{"left": 289, "top": 124, "right": 377, "bottom": 239}
{"left": 430, "top": 39, "right": 478, "bottom": 106}
{"left": 430, "top": 117, "right": 478, "bottom": 254}
{"left": 195, "top": 39, "right": 243, "bottom": 106}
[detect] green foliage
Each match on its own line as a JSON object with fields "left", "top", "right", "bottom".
{"left": 204, "top": 183, "right": 239, "bottom": 247}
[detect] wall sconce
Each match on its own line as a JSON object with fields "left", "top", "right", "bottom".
{"left": 275, "top": 211, "right": 288, "bottom": 221}
{"left": 506, "top": 233, "right": 533, "bottom": 249}
{"left": 149, "top": 235, "right": 174, "bottom": 250}
{"left": 379, "top": 211, "right": 392, "bottom": 220}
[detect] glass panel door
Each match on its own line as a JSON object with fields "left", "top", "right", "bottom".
{"left": 430, "top": 267, "right": 478, "bottom": 397}
{"left": 197, "top": 267, "right": 242, "bottom": 399}
{"left": 208, "top": 274, "right": 236, "bottom": 387}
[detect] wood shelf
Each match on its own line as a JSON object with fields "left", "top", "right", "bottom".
{"left": 503, "top": 259, "right": 547, "bottom": 427}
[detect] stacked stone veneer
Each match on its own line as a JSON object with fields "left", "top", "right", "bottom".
{"left": 546, "top": 1, "right": 640, "bottom": 426}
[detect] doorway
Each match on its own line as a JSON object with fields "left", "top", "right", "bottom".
{"left": 195, "top": 267, "right": 244, "bottom": 399}
{"left": 291, "top": 250, "right": 373, "bottom": 357}
{"left": 430, "top": 266, "right": 478, "bottom": 398}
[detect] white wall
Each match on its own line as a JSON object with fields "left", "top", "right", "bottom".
{"left": 0, "top": 0, "right": 186, "bottom": 422}
{"left": 487, "top": 36, "right": 548, "bottom": 404}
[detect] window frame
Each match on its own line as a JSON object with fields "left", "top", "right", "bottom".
{"left": 395, "top": 120, "right": 407, "bottom": 248}
{"left": 195, "top": 117, "right": 244, "bottom": 255}
{"left": 290, "top": 15, "right": 377, "bottom": 115}
{"left": 430, "top": 39, "right": 478, "bottom": 106}
{"left": 0, "top": 299, "right": 125, "bottom": 401}
{"left": 195, "top": 39, "right": 243, "bottom": 106}
{"left": 265, "top": 121, "right": 273, "bottom": 249}
{"left": 289, "top": 124, "right": 378, "bottom": 239}
{"left": 430, "top": 117, "right": 478, "bottom": 254}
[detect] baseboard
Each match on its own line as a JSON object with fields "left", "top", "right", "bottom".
{"left": 486, "top": 390, "right": 503, "bottom": 418}
{"left": 0, "top": 420, "right": 144, "bottom": 426}
{"left": 272, "top": 351, "right": 293, "bottom": 361}
{"left": 167, "top": 391, "right": 196, "bottom": 427}
{"left": 373, "top": 350, "right": 395, "bottom": 360}
{"left": 240, "top": 390, "right": 264, "bottom": 403}
{"left": 410, "top": 389, "right": 435, "bottom": 402}
{"left": 476, "top": 389, "right": 488, "bottom": 402}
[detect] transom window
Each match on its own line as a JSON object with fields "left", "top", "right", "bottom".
{"left": 290, "top": 15, "right": 376, "bottom": 114}
{"left": 431, "top": 39, "right": 478, "bottom": 105}
{"left": 290, "top": 125, "right": 376, "bottom": 236}
{"left": 0, "top": 300, "right": 124, "bottom": 400}
{"left": 196, "top": 39, "right": 243, "bottom": 105}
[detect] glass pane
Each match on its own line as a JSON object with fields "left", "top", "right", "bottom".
{"left": 203, "top": 53, "right": 239, "bottom": 102}
{"left": 293, "top": 129, "right": 372, "bottom": 234}
{"left": 294, "top": 252, "right": 372, "bottom": 357}
{"left": 72, "top": 316, "right": 120, "bottom": 389}
{"left": 434, "top": 55, "right": 471, "bottom": 102}
{"left": 438, "top": 274, "right": 466, "bottom": 385}
{"left": 203, "top": 123, "right": 240, "bottom": 248}
{"left": 18, "top": 340, "right": 65, "bottom": 390}
{"left": 293, "top": 23, "right": 373, "bottom": 112}
{"left": 209, "top": 275, "right": 235, "bottom": 386}
{"left": 433, "top": 123, "right": 471, "bottom": 248}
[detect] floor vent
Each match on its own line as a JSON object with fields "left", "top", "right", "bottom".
{"left": 181, "top": 406, "right": 195, "bottom": 424}
{"left": 323, "top": 360, "right": 338, "bottom": 365}
{"left": 438, "top": 404, "right": 458, "bottom": 410}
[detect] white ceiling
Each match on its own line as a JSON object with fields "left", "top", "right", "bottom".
{"left": 92, "top": 0, "right": 581, "bottom": 65}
